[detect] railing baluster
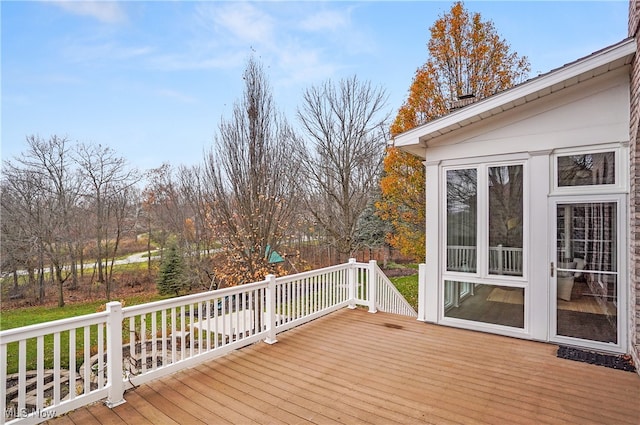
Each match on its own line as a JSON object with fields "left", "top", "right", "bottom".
{"left": 129, "top": 317, "right": 135, "bottom": 373}
{"left": 234, "top": 294, "right": 239, "bottom": 341}
{"left": 170, "top": 308, "right": 176, "bottom": 364}
{"left": 69, "top": 329, "right": 76, "bottom": 401}
{"left": 37, "top": 335, "right": 44, "bottom": 409}
{"left": 141, "top": 314, "right": 147, "bottom": 373}
{"left": 196, "top": 301, "right": 203, "bottom": 355}
{"left": 206, "top": 300, "right": 212, "bottom": 350}
{"left": 161, "top": 309, "right": 168, "bottom": 365}
{"left": 180, "top": 306, "right": 186, "bottom": 359}
{"left": 83, "top": 326, "right": 90, "bottom": 395}
{"left": 18, "top": 339, "right": 26, "bottom": 411}
{"left": 151, "top": 311, "right": 157, "bottom": 370}
{"left": 189, "top": 304, "right": 194, "bottom": 358}
{"left": 54, "top": 332, "right": 61, "bottom": 405}
{"left": 97, "top": 323, "right": 104, "bottom": 388}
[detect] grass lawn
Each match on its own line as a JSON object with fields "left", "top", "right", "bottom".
{"left": 389, "top": 273, "right": 419, "bottom": 312}
{"left": 0, "top": 294, "right": 164, "bottom": 331}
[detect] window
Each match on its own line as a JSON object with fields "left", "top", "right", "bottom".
{"left": 446, "top": 169, "right": 477, "bottom": 273}
{"left": 444, "top": 281, "right": 524, "bottom": 328}
{"left": 557, "top": 151, "right": 615, "bottom": 187}
{"left": 488, "top": 165, "right": 523, "bottom": 277}
{"left": 442, "top": 160, "right": 526, "bottom": 331}
{"left": 445, "top": 163, "right": 524, "bottom": 277}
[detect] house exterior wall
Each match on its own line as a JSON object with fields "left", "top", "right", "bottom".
{"left": 628, "top": 0, "right": 640, "bottom": 372}
{"left": 419, "top": 67, "right": 631, "bottom": 349}
{"left": 421, "top": 69, "right": 630, "bottom": 163}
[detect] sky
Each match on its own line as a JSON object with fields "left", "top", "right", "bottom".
{"left": 1, "top": 1, "right": 630, "bottom": 172}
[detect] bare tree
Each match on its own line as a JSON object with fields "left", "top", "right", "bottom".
{"left": 75, "top": 143, "right": 139, "bottom": 299}
{"left": 296, "top": 76, "right": 390, "bottom": 262}
{"left": 104, "top": 183, "right": 140, "bottom": 292}
{"left": 175, "top": 164, "right": 219, "bottom": 289}
{"left": 1, "top": 171, "right": 43, "bottom": 300}
{"left": 143, "top": 163, "right": 215, "bottom": 289}
{"left": 2, "top": 136, "right": 82, "bottom": 306}
{"left": 205, "top": 56, "right": 301, "bottom": 285}
{"left": 144, "top": 163, "right": 187, "bottom": 255}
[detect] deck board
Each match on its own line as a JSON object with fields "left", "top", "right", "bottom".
{"left": 47, "top": 309, "right": 640, "bottom": 425}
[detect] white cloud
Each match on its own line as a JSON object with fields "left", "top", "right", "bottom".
{"left": 50, "top": 1, "right": 127, "bottom": 24}
{"left": 299, "top": 9, "right": 350, "bottom": 33}
{"left": 187, "top": 3, "right": 367, "bottom": 88}
{"left": 196, "top": 2, "right": 275, "bottom": 48}
{"left": 276, "top": 45, "right": 340, "bottom": 86}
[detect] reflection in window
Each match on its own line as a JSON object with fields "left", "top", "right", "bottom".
{"left": 488, "top": 165, "right": 523, "bottom": 276}
{"left": 444, "top": 281, "right": 524, "bottom": 328}
{"left": 446, "top": 169, "right": 477, "bottom": 272}
{"left": 558, "top": 152, "right": 615, "bottom": 186}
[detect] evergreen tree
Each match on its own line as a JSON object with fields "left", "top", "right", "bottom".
{"left": 157, "top": 243, "right": 185, "bottom": 296}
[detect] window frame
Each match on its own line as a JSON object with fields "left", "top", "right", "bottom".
{"left": 442, "top": 160, "right": 528, "bottom": 285}
{"left": 551, "top": 145, "right": 626, "bottom": 195}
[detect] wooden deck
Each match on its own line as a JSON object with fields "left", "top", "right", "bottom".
{"left": 48, "top": 308, "right": 640, "bottom": 425}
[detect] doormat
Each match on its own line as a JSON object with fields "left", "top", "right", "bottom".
{"left": 557, "top": 346, "right": 636, "bottom": 372}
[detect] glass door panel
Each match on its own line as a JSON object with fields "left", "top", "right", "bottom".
{"left": 446, "top": 169, "right": 477, "bottom": 273}
{"left": 555, "top": 202, "right": 618, "bottom": 344}
{"left": 444, "top": 281, "right": 524, "bottom": 328}
{"left": 488, "top": 165, "right": 524, "bottom": 276}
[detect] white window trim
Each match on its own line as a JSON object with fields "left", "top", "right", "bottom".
{"left": 550, "top": 143, "right": 628, "bottom": 196}
{"left": 442, "top": 160, "right": 528, "bottom": 285}
{"left": 440, "top": 158, "right": 530, "bottom": 336}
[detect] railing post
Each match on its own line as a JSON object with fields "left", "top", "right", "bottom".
{"left": 368, "top": 260, "right": 378, "bottom": 313}
{"left": 497, "top": 244, "right": 504, "bottom": 274}
{"left": 348, "top": 258, "right": 357, "bottom": 309}
{"left": 105, "top": 301, "right": 125, "bottom": 408}
{"left": 417, "top": 264, "right": 427, "bottom": 322}
{"left": 264, "top": 274, "right": 278, "bottom": 344}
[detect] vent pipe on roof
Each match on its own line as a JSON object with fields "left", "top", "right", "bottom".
{"left": 450, "top": 93, "right": 476, "bottom": 111}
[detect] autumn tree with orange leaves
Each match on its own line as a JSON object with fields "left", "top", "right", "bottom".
{"left": 377, "top": 1, "right": 530, "bottom": 260}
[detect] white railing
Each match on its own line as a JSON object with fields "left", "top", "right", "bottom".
{"left": 351, "top": 259, "right": 417, "bottom": 316}
{"left": 1, "top": 259, "right": 414, "bottom": 424}
{"left": 1, "top": 312, "right": 112, "bottom": 424}
{"left": 447, "top": 245, "right": 523, "bottom": 275}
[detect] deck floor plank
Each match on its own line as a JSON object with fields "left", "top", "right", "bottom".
{"left": 194, "top": 361, "right": 345, "bottom": 425}
{"left": 86, "top": 404, "right": 126, "bottom": 425}
{"left": 108, "top": 400, "right": 155, "bottom": 425}
{"left": 45, "top": 309, "right": 640, "bottom": 425}
{"left": 287, "top": 315, "right": 630, "bottom": 424}
{"left": 197, "top": 355, "right": 346, "bottom": 425}
{"left": 154, "top": 374, "right": 235, "bottom": 425}
{"left": 256, "top": 316, "right": 562, "bottom": 425}
{"left": 64, "top": 404, "right": 101, "bottom": 425}
{"left": 172, "top": 367, "right": 276, "bottom": 425}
